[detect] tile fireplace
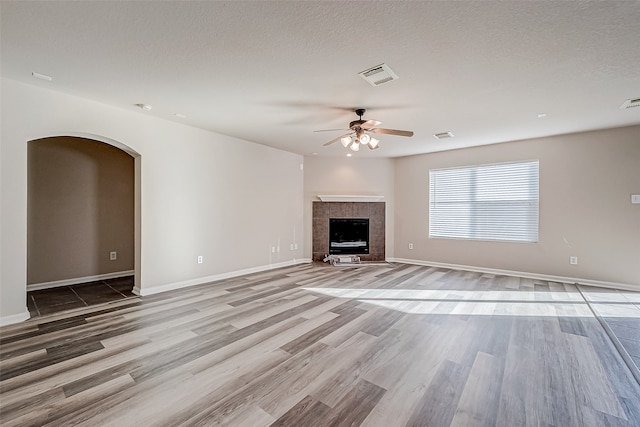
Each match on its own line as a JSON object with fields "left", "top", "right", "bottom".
{"left": 312, "top": 201, "right": 385, "bottom": 262}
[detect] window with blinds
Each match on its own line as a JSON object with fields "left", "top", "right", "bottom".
{"left": 429, "top": 160, "right": 539, "bottom": 243}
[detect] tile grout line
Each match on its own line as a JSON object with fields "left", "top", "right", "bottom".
{"left": 103, "top": 281, "right": 130, "bottom": 299}
{"left": 30, "top": 294, "right": 41, "bottom": 318}
{"left": 576, "top": 283, "right": 640, "bottom": 388}
{"left": 68, "top": 286, "right": 90, "bottom": 307}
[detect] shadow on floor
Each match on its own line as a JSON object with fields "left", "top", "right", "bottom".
{"left": 27, "top": 276, "right": 135, "bottom": 317}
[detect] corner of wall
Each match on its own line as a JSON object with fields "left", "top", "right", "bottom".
{"left": 0, "top": 309, "right": 31, "bottom": 327}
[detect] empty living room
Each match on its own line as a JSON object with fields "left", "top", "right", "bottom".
{"left": 1, "top": 2, "right": 639, "bottom": 426}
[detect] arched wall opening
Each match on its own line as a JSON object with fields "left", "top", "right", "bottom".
{"left": 27, "top": 134, "right": 142, "bottom": 305}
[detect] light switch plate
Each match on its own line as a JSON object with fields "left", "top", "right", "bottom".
{"left": 632, "top": 194, "right": 640, "bottom": 204}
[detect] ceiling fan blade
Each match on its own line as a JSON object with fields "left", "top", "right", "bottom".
{"left": 360, "top": 120, "right": 382, "bottom": 130}
{"left": 370, "top": 128, "right": 414, "bottom": 137}
{"left": 323, "top": 133, "right": 352, "bottom": 146}
{"left": 314, "top": 128, "right": 348, "bottom": 132}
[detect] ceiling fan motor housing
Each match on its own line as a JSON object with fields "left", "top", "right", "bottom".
{"left": 350, "top": 120, "right": 366, "bottom": 129}
{"left": 350, "top": 109, "right": 367, "bottom": 129}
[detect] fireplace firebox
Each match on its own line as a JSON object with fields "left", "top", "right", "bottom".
{"left": 329, "top": 218, "right": 369, "bottom": 255}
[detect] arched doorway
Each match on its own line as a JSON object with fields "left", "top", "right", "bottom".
{"left": 27, "top": 134, "right": 141, "bottom": 316}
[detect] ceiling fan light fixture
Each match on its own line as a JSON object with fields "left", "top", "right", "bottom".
{"left": 319, "top": 108, "right": 413, "bottom": 152}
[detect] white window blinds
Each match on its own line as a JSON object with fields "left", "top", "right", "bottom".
{"left": 429, "top": 160, "right": 539, "bottom": 243}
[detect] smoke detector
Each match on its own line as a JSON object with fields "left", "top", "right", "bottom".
{"left": 358, "top": 63, "right": 399, "bottom": 87}
{"left": 433, "top": 131, "right": 454, "bottom": 140}
{"left": 620, "top": 98, "right": 640, "bottom": 109}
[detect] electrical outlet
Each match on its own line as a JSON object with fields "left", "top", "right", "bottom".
{"left": 197, "top": 255, "right": 203, "bottom": 264}
{"left": 271, "top": 246, "right": 276, "bottom": 253}
{"left": 570, "top": 256, "right": 578, "bottom": 265}
{"left": 110, "top": 251, "right": 117, "bottom": 261}
{"left": 408, "top": 243, "right": 414, "bottom": 250}
{"left": 290, "top": 243, "right": 294, "bottom": 251}
{"left": 294, "top": 243, "right": 298, "bottom": 250}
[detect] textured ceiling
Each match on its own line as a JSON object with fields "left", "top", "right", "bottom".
{"left": 2, "top": 1, "right": 639, "bottom": 158}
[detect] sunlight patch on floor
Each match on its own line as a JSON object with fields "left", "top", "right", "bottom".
{"left": 302, "top": 287, "right": 634, "bottom": 317}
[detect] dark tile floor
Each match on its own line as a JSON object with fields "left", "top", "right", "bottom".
{"left": 27, "top": 276, "right": 135, "bottom": 317}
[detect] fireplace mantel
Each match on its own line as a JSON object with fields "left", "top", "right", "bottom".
{"left": 317, "top": 195, "right": 384, "bottom": 202}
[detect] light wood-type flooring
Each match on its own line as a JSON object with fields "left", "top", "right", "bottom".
{"left": 1, "top": 263, "right": 639, "bottom": 426}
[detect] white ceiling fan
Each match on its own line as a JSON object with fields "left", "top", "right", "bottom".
{"left": 316, "top": 108, "right": 414, "bottom": 151}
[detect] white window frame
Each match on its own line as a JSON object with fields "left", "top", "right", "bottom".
{"left": 429, "top": 160, "right": 539, "bottom": 243}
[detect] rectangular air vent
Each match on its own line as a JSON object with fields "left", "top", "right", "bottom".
{"left": 620, "top": 98, "right": 640, "bottom": 109}
{"left": 358, "top": 63, "right": 399, "bottom": 87}
{"left": 433, "top": 131, "right": 454, "bottom": 140}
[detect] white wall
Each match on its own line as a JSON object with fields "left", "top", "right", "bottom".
{"left": 394, "top": 126, "right": 640, "bottom": 289}
{"left": 303, "top": 156, "right": 395, "bottom": 260}
{"left": 1, "top": 79, "right": 304, "bottom": 324}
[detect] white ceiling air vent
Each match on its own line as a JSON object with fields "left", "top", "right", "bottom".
{"left": 620, "top": 98, "right": 640, "bottom": 109}
{"left": 433, "top": 131, "right": 454, "bottom": 140}
{"left": 358, "top": 63, "right": 399, "bottom": 87}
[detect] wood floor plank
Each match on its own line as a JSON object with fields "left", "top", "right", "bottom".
{"left": 450, "top": 351, "right": 501, "bottom": 427}
{"left": 269, "top": 394, "right": 333, "bottom": 427}
{"left": 311, "top": 331, "right": 400, "bottom": 408}
{"left": 260, "top": 331, "right": 379, "bottom": 418}
{"left": 1, "top": 262, "right": 639, "bottom": 427}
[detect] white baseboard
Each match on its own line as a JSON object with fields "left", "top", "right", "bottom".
{"left": 137, "top": 259, "right": 312, "bottom": 297}
{"left": 0, "top": 309, "right": 31, "bottom": 327}
{"left": 28, "top": 270, "right": 135, "bottom": 291}
{"left": 387, "top": 258, "right": 639, "bottom": 292}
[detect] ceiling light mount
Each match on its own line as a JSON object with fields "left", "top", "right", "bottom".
{"left": 136, "top": 103, "right": 153, "bottom": 111}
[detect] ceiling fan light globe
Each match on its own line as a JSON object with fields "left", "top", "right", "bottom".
{"left": 340, "top": 136, "right": 352, "bottom": 147}
{"left": 350, "top": 142, "right": 360, "bottom": 152}
{"left": 369, "top": 137, "right": 380, "bottom": 149}
{"left": 360, "top": 133, "right": 371, "bottom": 145}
